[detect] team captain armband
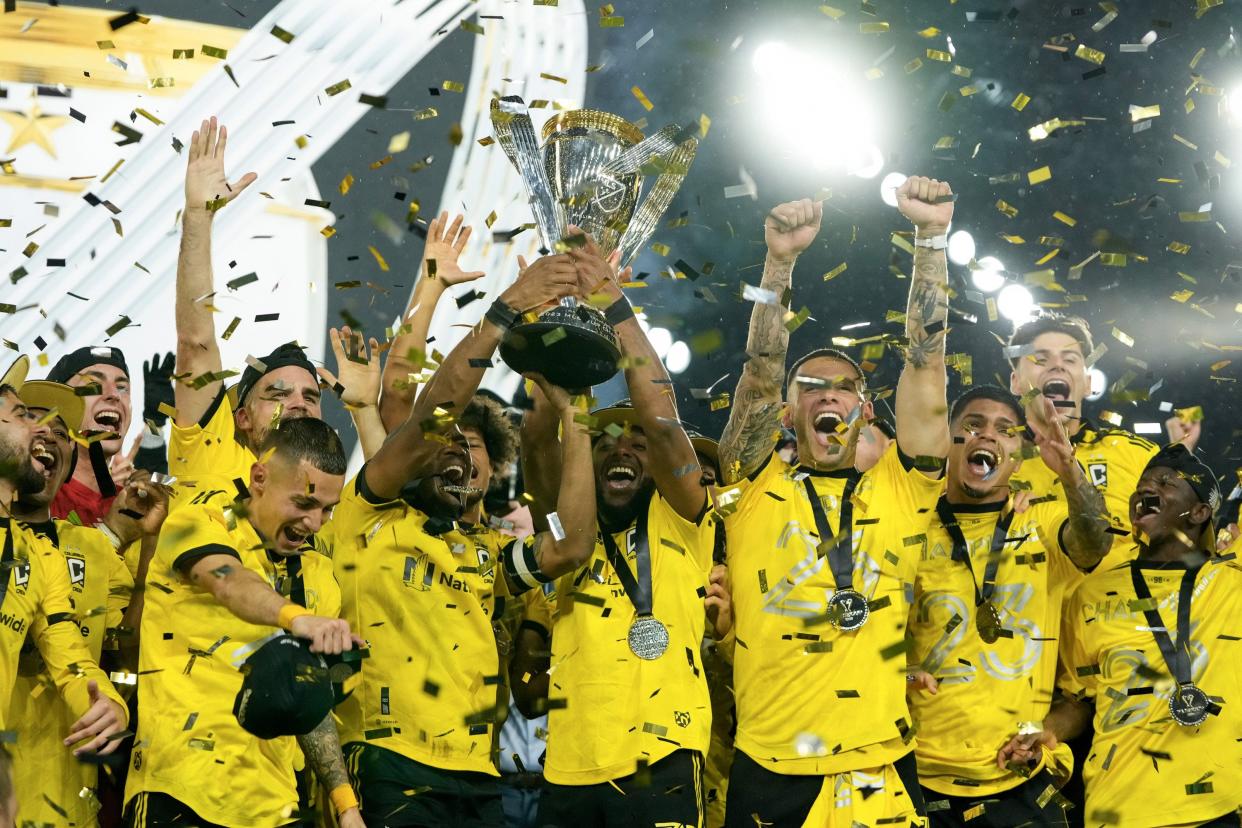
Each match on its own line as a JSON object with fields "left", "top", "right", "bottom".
{"left": 502, "top": 536, "right": 553, "bottom": 594}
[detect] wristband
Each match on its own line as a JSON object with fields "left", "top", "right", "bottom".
{"left": 913, "top": 233, "right": 948, "bottom": 250}
{"left": 329, "top": 784, "right": 359, "bottom": 815}
{"left": 485, "top": 298, "right": 521, "bottom": 330}
{"left": 277, "top": 603, "right": 311, "bottom": 631}
{"left": 604, "top": 296, "right": 635, "bottom": 325}
{"left": 95, "top": 522, "right": 123, "bottom": 551}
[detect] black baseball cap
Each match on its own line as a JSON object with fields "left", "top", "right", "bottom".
{"left": 234, "top": 342, "right": 318, "bottom": 407}
{"left": 233, "top": 635, "right": 337, "bottom": 739}
{"left": 47, "top": 346, "right": 129, "bottom": 385}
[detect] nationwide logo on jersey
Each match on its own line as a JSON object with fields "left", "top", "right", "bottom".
{"left": 402, "top": 554, "right": 434, "bottom": 592}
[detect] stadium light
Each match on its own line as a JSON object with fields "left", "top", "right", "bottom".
{"left": 997, "top": 283, "right": 1035, "bottom": 323}
{"left": 1086, "top": 367, "right": 1107, "bottom": 401}
{"left": 879, "top": 171, "right": 906, "bottom": 207}
{"left": 647, "top": 326, "right": 673, "bottom": 359}
{"left": 972, "top": 256, "right": 1006, "bottom": 293}
{"left": 947, "top": 230, "right": 975, "bottom": 266}
{"left": 665, "top": 340, "right": 691, "bottom": 374}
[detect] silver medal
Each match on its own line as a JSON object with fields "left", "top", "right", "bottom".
{"left": 827, "top": 589, "right": 870, "bottom": 631}
{"left": 628, "top": 615, "right": 669, "bottom": 660}
{"left": 1168, "top": 683, "right": 1210, "bottom": 727}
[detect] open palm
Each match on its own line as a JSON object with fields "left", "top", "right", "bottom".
{"left": 319, "top": 326, "right": 382, "bottom": 408}
{"left": 424, "top": 211, "right": 484, "bottom": 286}
{"left": 185, "top": 116, "right": 256, "bottom": 211}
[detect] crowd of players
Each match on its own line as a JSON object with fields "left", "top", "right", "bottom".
{"left": 0, "top": 115, "right": 1237, "bottom": 828}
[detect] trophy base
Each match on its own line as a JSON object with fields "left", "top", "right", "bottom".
{"left": 499, "top": 305, "right": 621, "bottom": 389}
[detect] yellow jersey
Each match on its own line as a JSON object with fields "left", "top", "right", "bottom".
{"left": 533, "top": 490, "right": 715, "bottom": 785}
{"left": 1011, "top": 421, "right": 1157, "bottom": 571}
{"left": 11, "top": 521, "right": 133, "bottom": 828}
{"left": 328, "top": 469, "right": 513, "bottom": 775}
{"left": 1058, "top": 554, "right": 1242, "bottom": 828}
{"left": 168, "top": 389, "right": 256, "bottom": 511}
{"left": 0, "top": 518, "right": 125, "bottom": 732}
{"left": 908, "top": 497, "right": 1082, "bottom": 796}
{"left": 125, "top": 495, "right": 340, "bottom": 827}
{"left": 723, "top": 443, "right": 943, "bottom": 775}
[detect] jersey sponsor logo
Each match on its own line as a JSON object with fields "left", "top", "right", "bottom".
{"left": 1088, "top": 463, "right": 1108, "bottom": 488}
{"left": 67, "top": 556, "right": 86, "bottom": 587}
{"left": 0, "top": 610, "right": 28, "bottom": 635}
{"left": 12, "top": 562, "right": 29, "bottom": 591}
{"left": 673, "top": 710, "right": 691, "bottom": 728}
{"left": 402, "top": 554, "right": 433, "bottom": 591}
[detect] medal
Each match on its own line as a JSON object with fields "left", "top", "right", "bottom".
{"left": 1130, "top": 563, "right": 1215, "bottom": 730}
{"left": 975, "top": 601, "right": 1003, "bottom": 644}
{"left": 1168, "top": 682, "right": 1210, "bottom": 727}
{"left": 827, "top": 588, "right": 870, "bottom": 631}
{"left": 628, "top": 615, "right": 670, "bottom": 660}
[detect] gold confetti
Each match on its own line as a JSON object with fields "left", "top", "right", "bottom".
{"left": 325, "top": 79, "right": 352, "bottom": 96}
{"left": 951, "top": 65, "right": 973, "bottom": 78}
{"left": 148, "top": 77, "right": 175, "bottom": 88}
{"left": 995, "top": 199, "right": 1019, "bottom": 218}
{"left": 916, "top": 26, "right": 940, "bottom": 37}
{"left": 599, "top": 15, "right": 625, "bottom": 27}
{"left": 631, "top": 86, "right": 654, "bottom": 111}
{"left": 650, "top": 241, "right": 670, "bottom": 256}
{"left": 818, "top": 5, "right": 845, "bottom": 19}
{"left": 1099, "top": 410, "right": 1123, "bottom": 427}
{"left": 1214, "top": 150, "right": 1231, "bottom": 168}
{"left": 1100, "top": 253, "right": 1126, "bottom": 266}
{"left": 202, "top": 45, "right": 228, "bottom": 59}
{"left": 1179, "top": 211, "right": 1211, "bottom": 222}
{"left": 388, "top": 131, "right": 410, "bottom": 153}
{"left": 539, "top": 72, "right": 568, "bottom": 84}
{"left": 1027, "top": 166, "right": 1052, "bottom": 185}
{"left": 1011, "top": 92, "right": 1031, "bottom": 110}
{"left": 1111, "top": 327, "right": 1134, "bottom": 347}
{"left": 1052, "top": 211, "right": 1076, "bottom": 226}
{"left": 1130, "top": 104, "right": 1161, "bottom": 122}
{"left": 414, "top": 108, "right": 439, "bottom": 120}
{"left": 460, "top": 19, "right": 485, "bottom": 35}
{"left": 1170, "top": 289, "right": 1194, "bottom": 303}
{"left": 926, "top": 49, "right": 952, "bottom": 62}
{"left": 859, "top": 21, "right": 890, "bottom": 33}
{"left": 823, "top": 262, "right": 847, "bottom": 281}
{"left": 1001, "top": 234, "right": 1026, "bottom": 244}
{"left": 1074, "top": 44, "right": 1105, "bottom": 65}
{"left": 904, "top": 58, "right": 924, "bottom": 74}
{"left": 368, "top": 245, "right": 390, "bottom": 272}
{"left": 1172, "top": 134, "right": 1198, "bottom": 150}
{"left": 96, "top": 40, "right": 115, "bottom": 49}
{"left": 959, "top": 84, "right": 979, "bottom": 97}
{"left": 442, "top": 80, "right": 465, "bottom": 93}
{"left": 1167, "top": 241, "right": 1190, "bottom": 254}
{"left": 339, "top": 174, "right": 354, "bottom": 195}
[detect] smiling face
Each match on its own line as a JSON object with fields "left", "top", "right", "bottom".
{"left": 1129, "top": 466, "right": 1212, "bottom": 551}
{"left": 236, "top": 366, "right": 323, "bottom": 449}
{"left": 0, "top": 390, "right": 43, "bottom": 497}
{"left": 66, "top": 364, "right": 130, "bottom": 457}
{"left": 20, "top": 410, "right": 73, "bottom": 509}
{"left": 408, "top": 429, "right": 479, "bottom": 520}
{"left": 785, "top": 356, "right": 872, "bottom": 470}
{"left": 946, "top": 397, "right": 1025, "bottom": 503}
{"left": 593, "top": 428, "right": 655, "bottom": 524}
{"left": 1009, "top": 332, "right": 1088, "bottom": 425}
{"left": 248, "top": 455, "right": 344, "bottom": 554}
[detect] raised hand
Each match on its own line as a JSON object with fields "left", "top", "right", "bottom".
{"left": 109, "top": 439, "right": 142, "bottom": 492}
{"left": 764, "top": 198, "right": 823, "bottom": 262}
{"left": 526, "top": 372, "right": 574, "bottom": 415}
{"left": 896, "top": 175, "right": 954, "bottom": 235}
{"left": 318, "top": 326, "right": 382, "bottom": 409}
{"left": 424, "top": 211, "right": 485, "bottom": 287}
{"left": 185, "top": 116, "right": 257, "bottom": 213}
{"left": 1166, "top": 414, "right": 1202, "bottom": 451}
{"left": 500, "top": 254, "right": 578, "bottom": 312}
{"left": 1030, "top": 395, "right": 1076, "bottom": 480}
{"left": 142, "top": 352, "right": 176, "bottom": 427}
{"left": 704, "top": 564, "right": 733, "bottom": 640}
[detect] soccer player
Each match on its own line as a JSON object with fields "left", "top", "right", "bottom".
{"left": 512, "top": 236, "right": 725, "bottom": 827}
{"left": 170, "top": 117, "right": 322, "bottom": 502}
{"left": 1006, "top": 313, "right": 1200, "bottom": 571}
{"left": 717, "top": 178, "right": 953, "bottom": 827}
{"left": 8, "top": 372, "right": 168, "bottom": 827}
{"left": 329, "top": 254, "right": 593, "bottom": 826}
{"left": 1001, "top": 445, "right": 1241, "bottom": 828}
{"left": 123, "top": 417, "right": 363, "bottom": 828}
{"left": 906, "top": 385, "right": 1112, "bottom": 826}
{"left": 0, "top": 361, "right": 129, "bottom": 757}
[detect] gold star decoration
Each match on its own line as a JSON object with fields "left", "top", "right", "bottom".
{"left": 0, "top": 98, "right": 70, "bottom": 159}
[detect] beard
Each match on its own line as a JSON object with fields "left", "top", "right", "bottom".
{"left": 0, "top": 437, "right": 44, "bottom": 497}
{"left": 597, "top": 477, "right": 657, "bottom": 532}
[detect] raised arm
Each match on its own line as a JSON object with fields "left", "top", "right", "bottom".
{"left": 573, "top": 237, "right": 706, "bottom": 521}
{"left": 174, "top": 117, "right": 256, "bottom": 428}
{"left": 363, "top": 255, "right": 578, "bottom": 501}
{"left": 521, "top": 378, "right": 567, "bottom": 529}
{"left": 717, "top": 199, "right": 822, "bottom": 483}
{"left": 186, "top": 553, "right": 357, "bottom": 654}
{"left": 1030, "top": 396, "right": 1111, "bottom": 570}
{"left": 318, "top": 327, "right": 386, "bottom": 461}
{"left": 379, "top": 212, "right": 485, "bottom": 432}
{"left": 894, "top": 176, "right": 953, "bottom": 471}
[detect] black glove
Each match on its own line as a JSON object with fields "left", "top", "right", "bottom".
{"left": 142, "top": 352, "right": 176, "bottom": 427}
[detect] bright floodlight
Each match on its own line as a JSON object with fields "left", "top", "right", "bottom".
{"left": 848, "top": 144, "right": 884, "bottom": 179}
{"left": 880, "top": 172, "right": 906, "bottom": 207}
{"left": 1231, "top": 85, "right": 1242, "bottom": 117}
{"left": 997, "top": 283, "right": 1035, "bottom": 323}
{"left": 752, "top": 42, "right": 793, "bottom": 80}
{"left": 665, "top": 341, "right": 691, "bottom": 375}
{"left": 972, "top": 256, "right": 1006, "bottom": 293}
{"left": 947, "top": 230, "right": 975, "bottom": 265}
{"left": 647, "top": 326, "right": 674, "bottom": 359}
{"left": 1086, "top": 368, "right": 1107, "bottom": 401}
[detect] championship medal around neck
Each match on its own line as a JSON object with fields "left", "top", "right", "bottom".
{"left": 1168, "top": 682, "right": 1210, "bottom": 727}
{"left": 628, "top": 614, "right": 670, "bottom": 660}
{"left": 975, "top": 601, "right": 1004, "bottom": 644}
{"left": 827, "top": 588, "right": 870, "bottom": 631}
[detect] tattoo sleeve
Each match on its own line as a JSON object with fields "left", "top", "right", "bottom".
{"left": 718, "top": 255, "right": 794, "bottom": 483}
{"left": 904, "top": 247, "right": 949, "bottom": 370}
{"left": 296, "top": 713, "right": 351, "bottom": 793}
{"left": 1060, "top": 466, "right": 1112, "bottom": 571}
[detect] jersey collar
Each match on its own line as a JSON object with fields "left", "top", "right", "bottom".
{"left": 941, "top": 498, "right": 1007, "bottom": 514}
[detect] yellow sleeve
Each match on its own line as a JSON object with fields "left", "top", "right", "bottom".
{"left": 168, "top": 388, "right": 235, "bottom": 475}
{"left": 154, "top": 501, "right": 240, "bottom": 578}
{"left": 520, "top": 583, "right": 555, "bottom": 638}
{"left": 1057, "top": 582, "right": 1095, "bottom": 701}
{"left": 25, "top": 536, "right": 128, "bottom": 723}
{"left": 1029, "top": 499, "right": 1079, "bottom": 586}
{"left": 105, "top": 546, "right": 135, "bottom": 642}
{"left": 864, "top": 442, "right": 945, "bottom": 524}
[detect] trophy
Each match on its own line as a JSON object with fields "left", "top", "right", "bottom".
{"left": 491, "top": 96, "right": 698, "bottom": 389}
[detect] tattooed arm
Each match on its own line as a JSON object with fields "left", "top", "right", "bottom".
{"left": 297, "top": 714, "right": 364, "bottom": 826}
{"left": 893, "top": 176, "right": 953, "bottom": 472}
{"left": 1029, "top": 396, "right": 1112, "bottom": 570}
{"left": 718, "top": 199, "right": 823, "bottom": 484}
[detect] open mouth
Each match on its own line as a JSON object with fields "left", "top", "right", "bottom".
{"left": 1136, "top": 494, "right": 1162, "bottom": 518}
{"left": 93, "top": 409, "right": 122, "bottom": 431}
{"left": 1041, "top": 380, "right": 1071, "bottom": 402}
{"left": 282, "top": 526, "right": 309, "bottom": 546}
{"left": 604, "top": 462, "right": 639, "bottom": 491}
{"left": 966, "top": 447, "right": 998, "bottom": 477}
{"left": 814, "top": 411, "right": 844, "bottom": 435}
{"left": 31, "top": 441, "right": 56, "bottom": 478}
{"left": 439, "top": 460, "right": 467, "bottom": 485}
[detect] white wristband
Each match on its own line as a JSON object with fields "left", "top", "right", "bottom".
{"left": 913, "top": 234, "right": 948, "bottom": 250}
{"left": 95, "top": 522, "right": 123, "bottom": 551}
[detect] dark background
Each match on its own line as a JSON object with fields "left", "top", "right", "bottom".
{"left": 61, "top": 0, "right": 1242, "bottom": 480}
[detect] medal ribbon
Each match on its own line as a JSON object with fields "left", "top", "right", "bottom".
{"left": 0, "top": 520, "right": 14, "bottom": 611}
{"left": 600, "top": 502, "right": 654, "bottom": 617}
{"left": 934, "top": 497, "right": 1015, "bottom": 609}
{"left": 1129, "top": 562, "right": 1199, "bottom": 686}
{"left": 800, "top": 474, "right": 859, "bottom": 592}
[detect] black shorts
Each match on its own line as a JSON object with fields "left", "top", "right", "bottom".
{"left": 123, "top": 792, "right": 300, "bottom": 828}
{"left": 344, "top": 742, "right": 503, "bottom": 827}
{"left": 536, "top": 749, "right": 705, "bottom": 828}
{"left": 724, "top": 749, "right": 925, "bottom": 828}
{"left": 923, "top": 770, "right": 1069, "bottom": 828}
